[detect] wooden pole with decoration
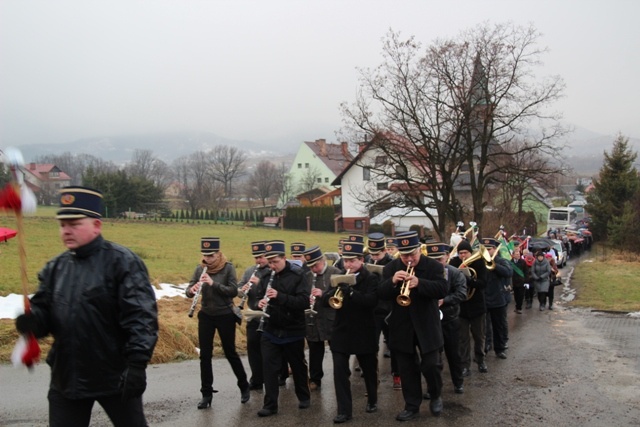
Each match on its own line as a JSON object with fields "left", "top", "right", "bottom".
{"left": 1, "top": 148, "right": 41, "bottom": 369}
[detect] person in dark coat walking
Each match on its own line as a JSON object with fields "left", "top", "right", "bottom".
{"left": 186, "top": 237, "right": 250, "bottom": 409}
{"left": 510, "top": 247, "right": 530, "bottom": 313}
{"left": 449, "top": 239, "right": 489, "bottom": 375}
{"left": 323, "top": 240, "right": 379, "bottom": 423}
{"left": 239, "top": 241, "right": 273, "bottom": 391}
{"left": 482, "top": 238, "right": 513, "bottom": 360}
{"left": 256, "top": 241, "right": 311, "bottom": 417}
{"left": 302, "top": 246, "right": 339, "bottom": 391}
{"left": 424, "top": 242, "right": 467, "bottom": 395}
{"left": 379, "top": 231, "right": 449, "bottom": 421}
{"left": 15, "top": 187, "right": 158, "bottom": 427}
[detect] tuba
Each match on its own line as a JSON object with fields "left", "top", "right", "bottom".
{"left": 329, "top": 269, "right": 354, "bottom": 309}
{"left": 396, "top": 262, "right": 414, "bottom": 306}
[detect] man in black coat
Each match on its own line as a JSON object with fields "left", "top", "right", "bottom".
{"left": 449, "top": 239, "right": 489, "bottom": 375}
{"left": 379, "top": 231, "right": 449, "bottom": 421}
{"left": 302, "top": 246, "right": 339, "bottom": 391}
{"left": 256, "top": 240, "right": 311, "bottom": 417}
{"left": 15, "top": 187, "right": 158, "bottom": 427}
{"left": 424, "top": 243, "right": 467, "bottom": 395}
{"left": 323, "top": 240, "right": 379, "bottom": 424}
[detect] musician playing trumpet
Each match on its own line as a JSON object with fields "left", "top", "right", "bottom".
{"left": 186, "top": 237, "right": 250, "bottom": 409}
{"left": 322, "top": 240, "right": 379, "bottom": 424}
{"left": 238, "top": 241, "right": 272, "bottom": 392}
{"left": 379, "top": 231, "right": 448, "bottom": 421}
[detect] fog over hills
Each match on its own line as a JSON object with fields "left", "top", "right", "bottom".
{"left": 12, "top": 126, "right": 640, "bottom": 177}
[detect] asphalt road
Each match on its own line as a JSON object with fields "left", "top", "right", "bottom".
{"left": 2, "top": 254, "right": 639, "bottom": 426}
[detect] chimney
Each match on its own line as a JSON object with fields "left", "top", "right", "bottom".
{"left": 30, "top": 162, "right": 36, "bottom": 170}
{"left": 317, "top": 139, "right": 327, "bottom": 157}
{"left": 341, "top": 141, "right": 350, "bottom": 157}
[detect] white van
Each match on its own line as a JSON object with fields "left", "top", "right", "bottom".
{"left": 547, "top": 207, "right": 577, "bottom": 231}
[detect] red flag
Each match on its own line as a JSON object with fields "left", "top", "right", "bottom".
{"left": 0, "top": 183, "right": 21, "bottom": 212}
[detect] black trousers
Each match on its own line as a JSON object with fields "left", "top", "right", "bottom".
{"left": 261, "top": 336, "right": 310, "bottom": 411}
{"left": 198, "top": 311, "right": 248, "bottom": 396}
{"left": 48, "top": 388, "right": 146, "bottom": 427}
{"left": 246, "top": 320, "right": 263, "bottom": 386}
{"left": 332, "top": 351, "right": 377, "bottom": 416}
{"left": 396, "top": 347, "right": 441, "bottom": 412}
{"left": 440, "top": 318, "right": 463, "bottom": 387}
{"left": 487, "top": 305, "right": 508, "bottom": 353}
{"left": 307, "top": 339, "right": 328, "bottom": 385}
{"left": 548, "top": 284, "right": 555, "bottom": 306}
{"left": 459, "top": 314, "right": 486, "bottom": 368}
{"left": 513, "top": 285, "right": 526, "bottom": 310}
{"left": 374, "top": 311, "right": 398, "bottom": 374}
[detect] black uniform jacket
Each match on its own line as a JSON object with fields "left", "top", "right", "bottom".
{"left": 449, "top": 256, "right": 488, "bottom": 319}
{"left": 323, "top": 266, "right": 379, "bottom": 354}
{"left": 306, "top": 264, "right": 340, "bottom": 342}
{"left": 379, "top": 255, "right": 448, "bottom": 354}
{"left": 440, "top": 264, "right": 468, "bottom": 323}
{"left": 29, "top": 235, "right": 158, "bottom": 399}
{"left": 258, "top": 261, "right": 310, "bottom": 338}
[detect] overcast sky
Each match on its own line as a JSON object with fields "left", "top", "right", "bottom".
{"left": 1, "top": 0, "right": 639, "bottom": 149}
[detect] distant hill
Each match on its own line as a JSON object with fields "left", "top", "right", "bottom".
{"left": 18, "top": 131, "right": 292, "bottom": 165}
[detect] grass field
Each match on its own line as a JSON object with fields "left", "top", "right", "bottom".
{"left": 1, "top": 208, "right": 639, "bottom": 365}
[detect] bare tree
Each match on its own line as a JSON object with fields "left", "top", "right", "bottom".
{"left": 341, "top": 23, "right": 568, "bottom": 239}
{"left": 247, "top": 160, "right": 280, "bottom": 207}
{"left": 275, "top": 162, "right": 295, "bottom": 208}
{"left": 124, "top": 149, "right": 173, "bottom": 192}
{"left": 173, "top": 151, "right": 223, "bottom": 216}
{"left": 297, "top": 165, "right": 323, "bottom": 195}
{"left": 36, "top": 152, "right": 118, "bottom": 185}
{"left": 207, "top": 145, "right": 247, "bottom": 197}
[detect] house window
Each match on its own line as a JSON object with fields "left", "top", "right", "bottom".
{"left": 317, "top": 178, "right": 322, "bottom": 183}
{"left": 354, "top": 220, "right": 363, "bottom": 229}
{"left": 324, "top": 177, "right": 329, "bottom": 183}
{"left": 377, "top": 182, "right": 388, "bottom": 191}
{"left": 363, "top": 167, "right": 371, "bottom": 181}
{"left": 298, "top": 163, "right": 302, "bottom": 169}
{"left": 305, "top": 163, "right": 309, "bottom": 168}
{"left": 49, "top": 171, "right": 59, "bottom": 178}
{"left": 375, "top": 156, "right": 387, "bottom": 167}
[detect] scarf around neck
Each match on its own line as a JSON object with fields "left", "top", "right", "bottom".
{"left": 202, "top": 252, "right": 228, "bottom": 275}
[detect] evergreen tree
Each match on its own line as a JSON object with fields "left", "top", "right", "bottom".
{"left": 586, "top": 134, "right": 640, "bottom": 240}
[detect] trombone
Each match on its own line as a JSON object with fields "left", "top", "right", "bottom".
{"left": 328, "top": 269, "right": 354, "bottom": 309}
{"left": 396, "top": 262, "right": 414, "bottom": 307}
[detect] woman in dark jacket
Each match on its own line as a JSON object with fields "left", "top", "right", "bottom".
{"left": 186, "top": 237, "right": 250, "bottom": 409}
{"left": 511, "top": 247, "right": 530, "bottom": 313}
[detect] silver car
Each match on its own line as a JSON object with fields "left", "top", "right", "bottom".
{"left": 551, "top": 239, "right": 568, "bottom": 268}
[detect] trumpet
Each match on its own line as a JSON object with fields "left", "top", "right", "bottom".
{"left": 305, "top": 273, "right": 319, "bottom": 326}
{"left": 238, "top": 265, "right": 260, "bottom": 309}
{"left": 396, "top": 262, "right": 414, "bottom": 307}
{"left": 257, "top": 270, "right": 276, "bottom": 332}
{"left": 329, "top": 269, "right": 354, "bottom": 309}
{"left": 188, "top": 264, "right": 207, "bottom": 318}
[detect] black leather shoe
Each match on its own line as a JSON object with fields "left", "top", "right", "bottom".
{"left": 333, "top": 414, "right": 352, "bottom": 423}
{"left": 429, "top": 397, "right": 443, "bottom": 416}
{"left": 279, "top": 377, "right": 287, "bottom": 386}
{"left": 298, "top": 400, "right": 310, "bottom": 409}
{"left": 496, "top": 352, "right": 507, "bottom": 360}
{"left": 462, "top": 368, "right": 471, "bottom": 377}
{"left": 396, "top": 410, "right": 419, "bottom": 421}
{"left": 241, "top": 385, "right": 250, "bottom": 404}
{"left": 478, "top": 362, "right": 488, "bottom": 373}
{"left": 423, "top": 392, "right": 431, "bottom": 400}
{"left": 257, "top": 408, "right": 277, "bottom": 417}
{"left": 197, "top": 396, "right": 212, "bottom": 409}
{"left": 365, "top": 403, "right": 377, "bottom": 413}
{"left": 454, "top": 385, "right": 464, "bottom": 394}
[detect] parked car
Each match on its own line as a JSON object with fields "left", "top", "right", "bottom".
{"left": 551, "top": 239, "right": 568, "bottom": 268}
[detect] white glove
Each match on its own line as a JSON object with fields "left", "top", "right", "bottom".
{"left": 524, "top": 283, "right": 530, "bottom": 289}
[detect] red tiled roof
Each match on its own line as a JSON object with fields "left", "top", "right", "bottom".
{"left": 305, "top": 140, "right": 353, "bottom": 176}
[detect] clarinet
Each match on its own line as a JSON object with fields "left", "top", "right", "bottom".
{"left": 257, "top": 270, "right": 276, "bottom": 332}
{"left": 188, "top": 264, "right": 207, "bottom": 318}
{"left": 305, "top": 272, "right": 319, "bottom": 326}
{"left": 238, "top": 265, "right": 260, "bottom": 309}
